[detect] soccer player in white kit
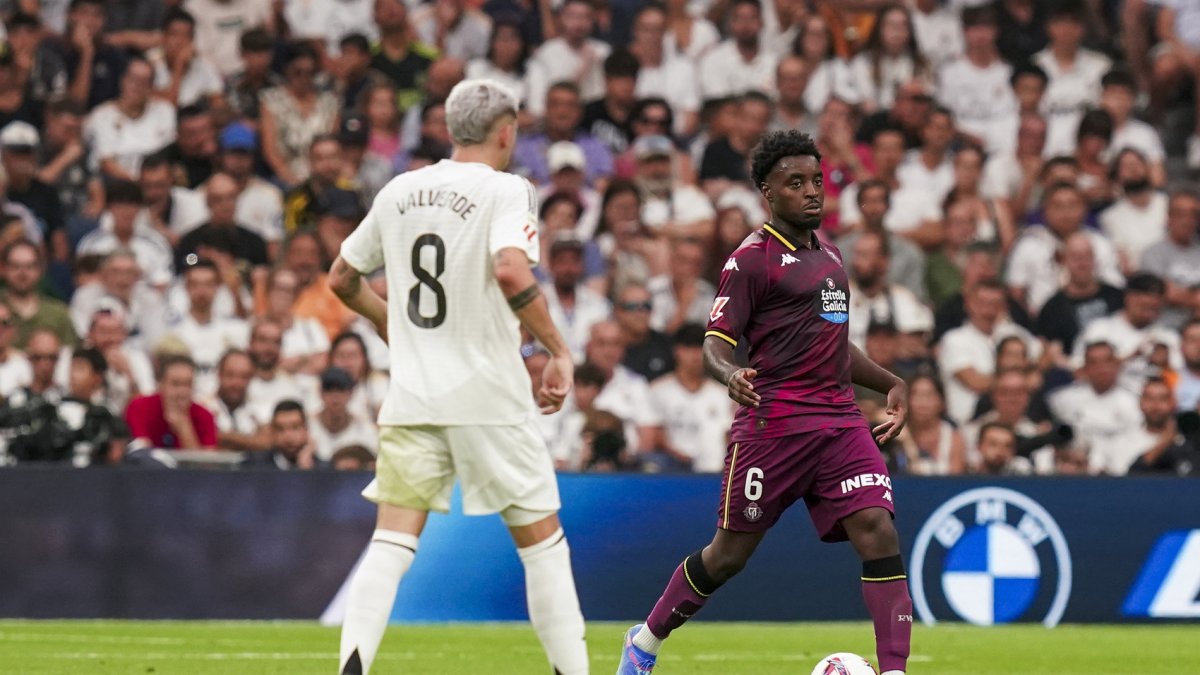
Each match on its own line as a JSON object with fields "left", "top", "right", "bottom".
{"left": 328, "top": 79, "right": 588, "bottom": 675}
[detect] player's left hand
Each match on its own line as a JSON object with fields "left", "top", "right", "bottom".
{"left": 537, "top": 354, "right": 574, "bottom": 414}
{"left": 872, "top": 382, "right": 908, "bottom": 445}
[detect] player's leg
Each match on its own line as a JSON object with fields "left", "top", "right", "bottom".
{"left": 340, "top": 426, "right": 455, "bottom": 675}
{"left": 506, "top": 509, "right": 589, "bottom": 675}
{"left": 843, "top": 507, "right": 912, "bottom": 675}
{"left": 450, "top": 422, "right": 588, "bottom": 674}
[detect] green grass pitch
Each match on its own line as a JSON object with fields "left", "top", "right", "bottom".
{"left": 0, "top": 620, "right": 1197, "bottom": 674}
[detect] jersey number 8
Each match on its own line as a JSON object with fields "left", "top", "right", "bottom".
{"left": 408, "top": 233, "right": 447, "bottom": 329}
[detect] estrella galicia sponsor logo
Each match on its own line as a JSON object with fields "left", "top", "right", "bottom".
{"left": 819, "top": 277, "right": 849, "bottom": 323}
{"left": 1123, "top": 529, "right": 1200, "bottom": 618}
{"left": 911, "top": 487, "right": 1072, "bottom": 627}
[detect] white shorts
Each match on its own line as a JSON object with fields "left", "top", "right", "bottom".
{"left": 363, "top": 421, "right": 561, "bottom": 519}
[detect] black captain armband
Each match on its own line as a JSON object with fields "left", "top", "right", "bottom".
{"left": 507, "top": 283, "right": 542, "bottom": 311}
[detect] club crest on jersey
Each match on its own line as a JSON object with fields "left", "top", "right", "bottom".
{"left": 818, "top": 277, "right": 849, "bottom": 323}
{"left": 710, "top": 296, "right": 729, "bottom": 322}
{"left": 723, "top": 258, "right": 739, "bottom": 272}
{"left": 780, "top": 253, "right": 800, "bottom": 267}
{"left": 744, "top": 502, "right": 763, "bottom": 522}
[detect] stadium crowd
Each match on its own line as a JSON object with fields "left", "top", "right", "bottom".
{"left": 0, "top": 0, "right": 1198, "bottom": 477}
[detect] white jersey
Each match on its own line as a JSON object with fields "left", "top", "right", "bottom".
{"left": 339, "top": 159, "right": 541, "bottom": 426}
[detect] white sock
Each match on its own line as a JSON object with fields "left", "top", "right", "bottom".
{"left": 339, "top": 530, "right": 418, "bottom": 674}
{"left": 631, "top": 626, "right": 663, "bottom": 655}
{"left": 881, "top": 670, "right": 905, "bottom": 675}
{"left": 518, "top": 529, "right": 589, "bottom": 675}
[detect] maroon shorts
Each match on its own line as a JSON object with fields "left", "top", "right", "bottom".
{"left": 716, "top": 425, "right": 894, "bottom": 542}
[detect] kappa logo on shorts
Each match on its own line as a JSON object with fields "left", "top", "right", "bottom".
{"left": 744, "top": 502, "right": 763, "bottom": 522}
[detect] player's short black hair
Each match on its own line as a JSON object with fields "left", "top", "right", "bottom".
{"left": 978, "top": 421, "right": 1016, "bottom": 446}
{"left": 1010, "top": 61, "right": 1048, "bottom": 88}
{"left": 672, "top": 323, "right": 707, "bottom": 347}
{"left": 1126, "top": 272, "right": 1166, "bottom": 296}
{"left": 1101, "top": 68, "right": 1137, "bottom": 92}
{"left": 750, "top": 129, "right": 821, "bottom": 187}
{"left": 272, "top": 399, "right": 306, "bottom": 423}
{"left": 574, "top": 362, "right": 607, "bottom": 388}
{"left": 71, "top": 346, "right": 108, "bottom": 376}
{"left": 339, "top": 33, "right": 371, "bottom": 54}
{"left": 604, "top": 49, "right": 640, "bottom": 79}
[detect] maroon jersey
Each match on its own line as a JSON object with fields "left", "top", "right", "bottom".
{"left": 706, "top": 224, "right": 865, "bottom": 441}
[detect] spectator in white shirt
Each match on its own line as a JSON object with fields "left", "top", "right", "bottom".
{"left": 138, "top": 152, "right": 209, "bottom": 245}
{"left": 76, "top": 180, "right": 175, "bottom": 290}
{"left": 910, "top": 0, "right": 964, "bottom": 69}
{"left": 792, "top": 13, "right": 858, "bottom": 115}
{"left": 584, "top": 320, "right": 663, "bottom": 456}
{"left": 309, "top": 366, "right": 378, "bottom": 464}
{"left": 1148, "top": 0, "right": 1200, "bottom": 167}
{"left": 1032, "top": 2, "right": 1112, "bottom": 157}
{"left": 152, "top": 8, "right": 223, "bottom": 108}
{"left": 938, "top": 279, "right": 1037, "bottom": 425}
{"left": 66, "top": 304, "right": 156, "bottom": 413}
{"left": 164, "top": 260, "right": 250, "bottom": 397}
{"left": 410, "top": 0, "right": 492, "bottom": 62}
{"left": 962, "top": 369, "right": 1054, "bottom": 474}
{"left": 840, "top": 126, "right": 941, "bottom": 246}
{"left": 1100, "top": 148, "right": 1168, "bottom": 274}
{"left": 634, "top": 135, "right": 716, "bottom": 240}
{"left": 1048, "top": 340, "right": 1143, "bottom": 472}
{"left": 1099, "top": 69, "right": 1166, "bottom": 186}
{"left": 836, "top": 179, "right": 928, "bottom": 302}
{"left": 542, "top": 235, "right": 612, "bottom": 362}
{"left": 547, "top": 362, "right": 606, "bottom": 471}
{"left": 1006, "top": 181, "right": 1122, "bottom": 315}
{"left": 897, "top": 106, "right": 956, "bottom": 203}
{"left": 200, "top": 348, "right": 269, "bottom": 452}
{"left": 84, "top": 54, "right": 177, "bottom": 181}
{"left": 647, "top": 238, "right": 716, "bottom": 335}
{"left": 649, "top": 324, "right": 735, "bottom": 473}
{"left": 847, "top": 230, "right": 933, "bottom": 358}
{"left": 697, "top": 0, "right": 777, "bottom": 101}
{"left": 184, "top": 0, "right": 273, "bottom": 78}
{"left": 849, "top": 4, "right": 932, "bottom": 113}
{"left": 263, "top": 268, "right": 330, "bottom": 376}
{"left": 245, "top": 319, "right": 320, "bottom": 415}
{"left": 982, "top": 111, "right": 1047, "bottom": 217}
{"left": 1141, "top": 189, "right": 1200, "bottom": 329}
{"left": 628, "top": 4, "right": 700, "bottom": 138}
{"left": 68, "top": 249, "right": 169, "bottom": 352}
{"left": 936, "top": 4, "right": 1018, "bottom": 154}
{"left": 465, "top": 20, "right": 529, "bottom": 112}
{"left": 1175, "top": 320, "right": 1200, "bottom": 412}
{"left": 662, "top": 0, "right": 720, "bottom": 63}
{"left": 1104, "top": 378, "right": 1182, "bottom": 476}
{"left": 525, "top": 0, "right": 610, "bottom": 116}
{"left": 0, "top": 303, "right": 30, "bottom": 399}
{"left": 1072, "top": 273, "right": 1182, "bottom": 390}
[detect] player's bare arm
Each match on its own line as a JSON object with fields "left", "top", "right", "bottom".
{"left": 493, "top": 247, "right": 574, "bottom": 414}
{"left": 848, "top": 342, "right": 908, "bottom": 444}
{"left": 329, "top": 256, "right": 389, "bottom": 342}
{"left": 703, "top": 334, "right": 760, "bottom": 408}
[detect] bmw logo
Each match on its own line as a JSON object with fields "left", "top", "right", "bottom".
{"left": 910, "top": 487, "right": 1072, "bottom": 627}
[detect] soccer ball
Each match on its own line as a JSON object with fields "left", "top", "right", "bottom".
{"left": 810, "top": 652, "right": 878, "bottom": 675}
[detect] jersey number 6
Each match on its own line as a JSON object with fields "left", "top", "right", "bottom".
{"left": 408, "top": 233, "right": 447, "bottom": 329}
{"left": 744, "top": 467, "right": 764, "bottom": 501}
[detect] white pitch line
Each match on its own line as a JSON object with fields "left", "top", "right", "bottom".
{"left": 44, "top": 651, "right": 433, "bottom": 661}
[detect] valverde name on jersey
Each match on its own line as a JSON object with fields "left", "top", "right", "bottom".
{"left": 395, "top": 189, "right": 480, "bottom": 221}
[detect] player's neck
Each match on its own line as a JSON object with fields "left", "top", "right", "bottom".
{"left": 767, "top": 219, "right": 817, "bottom": 249}
{"left": 450, "top": 147, "right": 504, "bottom": 171}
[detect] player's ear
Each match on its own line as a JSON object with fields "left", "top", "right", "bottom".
{"left": 759, "top": 182, "right": 772, "bottom": 202}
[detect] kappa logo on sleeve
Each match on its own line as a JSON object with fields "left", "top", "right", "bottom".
{"left": 723, "top": 258, "right": 739, "bottom": 272}
{"left": 710, "top": 297, "right": 729, "bottom": 322}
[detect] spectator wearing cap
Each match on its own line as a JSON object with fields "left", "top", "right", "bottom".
{"left": 163, "top": 104, "right": 219, "bottom": 189}
{"left": 198, "top": 348, "right": 270, "bottom": 452}
{"left": 1032, "top": 1, "right": 1112, "bottom": 158}
{"left": 628, "top": 4, "right": 699, "bottom": 139}
{"left": 76, "top": 181, "right": 175, "bottom": 290}
{"left": 634, "top": 134, "right": 715, "bottom": 240}
{"left": 539, "top": 141, "right": 601, "bottom": 237}
{"left": 84, "top": 54, "right": 178, "bottom": 182}
{"left": 206, "top": 122, "right": 284, "bottom": 250}
{"left": 165, "top": 258, "right": 252, "bottom": 390}
{"left": 336, "top": 34, "right": 378, "bottom": 114}
{"left": 177, "top": 172, "right": 269, "bottom": 276}
{"left": 648, "top": 323, "right": 735, "bottom": 473}
{"left": 936, "top": 5, "right": 1018, "bottom": 155}
{"left": 613, "top": 282, "right": 673, "bottom": 383}
{"left": 411, "top": 0, "right": 492, "bottom": 62}
{"left": 68, "top": 249, "right": 170, "bottom": 356}
{"left": 836, "top": 180, "right": 927, "bottom": 303}
{"left": 283, "top": 135, "right": 352, "bottom": 235}
{"left": 312, "top": 187, "right": 365, "bottom": 264}
{"left": 1006, "top": 182, "right": 1122, "bottom": 316}
{"left": 542, "top": 234, "right": 612, "bottom": 362}
{"left": 581, "top": 50, "right": 639, "bottom": 155}
{"left": 699, "top": 91, "right": 772, "bottom": 198}
{"left": 369, "top": 0, "right": 438, "bottom": 115}
{"left": 125, "top": 354, "right": 219, "bottom": 450}
{"left": 1, "top": 122, "right": 67, "bottom": 261}
{"left": 184, "top": 0, "right": 275, "bottom": 79}
{"left": 260, "top": 42, "right": 340, "bottom": 186}
{"left": 525, "top": 0, "right": 610, "bottom": 117}
{"left": 309, "top": 366, "right": 377, "bottom": 463}
{"left": 137, "top": 151, "right": 210, "bottom": 246}
{"left": 338, "top": 115, "right": 392, "bottom": 203}
{"left": 151, "top": 8, "right": 223, "bottom": 108}
{"left": 5, "top": 12, "right": 69, "bottom": 107}
{"left": 38, "top": 98, "right": 101, "bottom": 227}
{"left": 223, "top": 28, "right": 281, "bottom": 123}
{"left": 50, "top": 0, "right": 130, "bottom": 109}
{"left": 697, "top": 0, "right": 776, "bottom": 101}
{"left": 0, "top": 240, "right": 77, "bottom": 350}
{"left": 512, "top": 82, "right": 613, "bottom": 187}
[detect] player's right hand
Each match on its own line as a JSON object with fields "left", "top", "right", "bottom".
{"left": 537, "top": 354, "right": 574, "bottom": 414}
{"left": 726, "top": 368, "right": 760, "bottom": 408}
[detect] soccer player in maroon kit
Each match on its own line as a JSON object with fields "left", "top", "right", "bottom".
{"left": 616, "top": 130, "right": 913, "bottom": 675}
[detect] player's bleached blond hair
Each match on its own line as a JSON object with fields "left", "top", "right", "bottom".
{"left": 444, "top": 79, "right": 520, "bottom": 146}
